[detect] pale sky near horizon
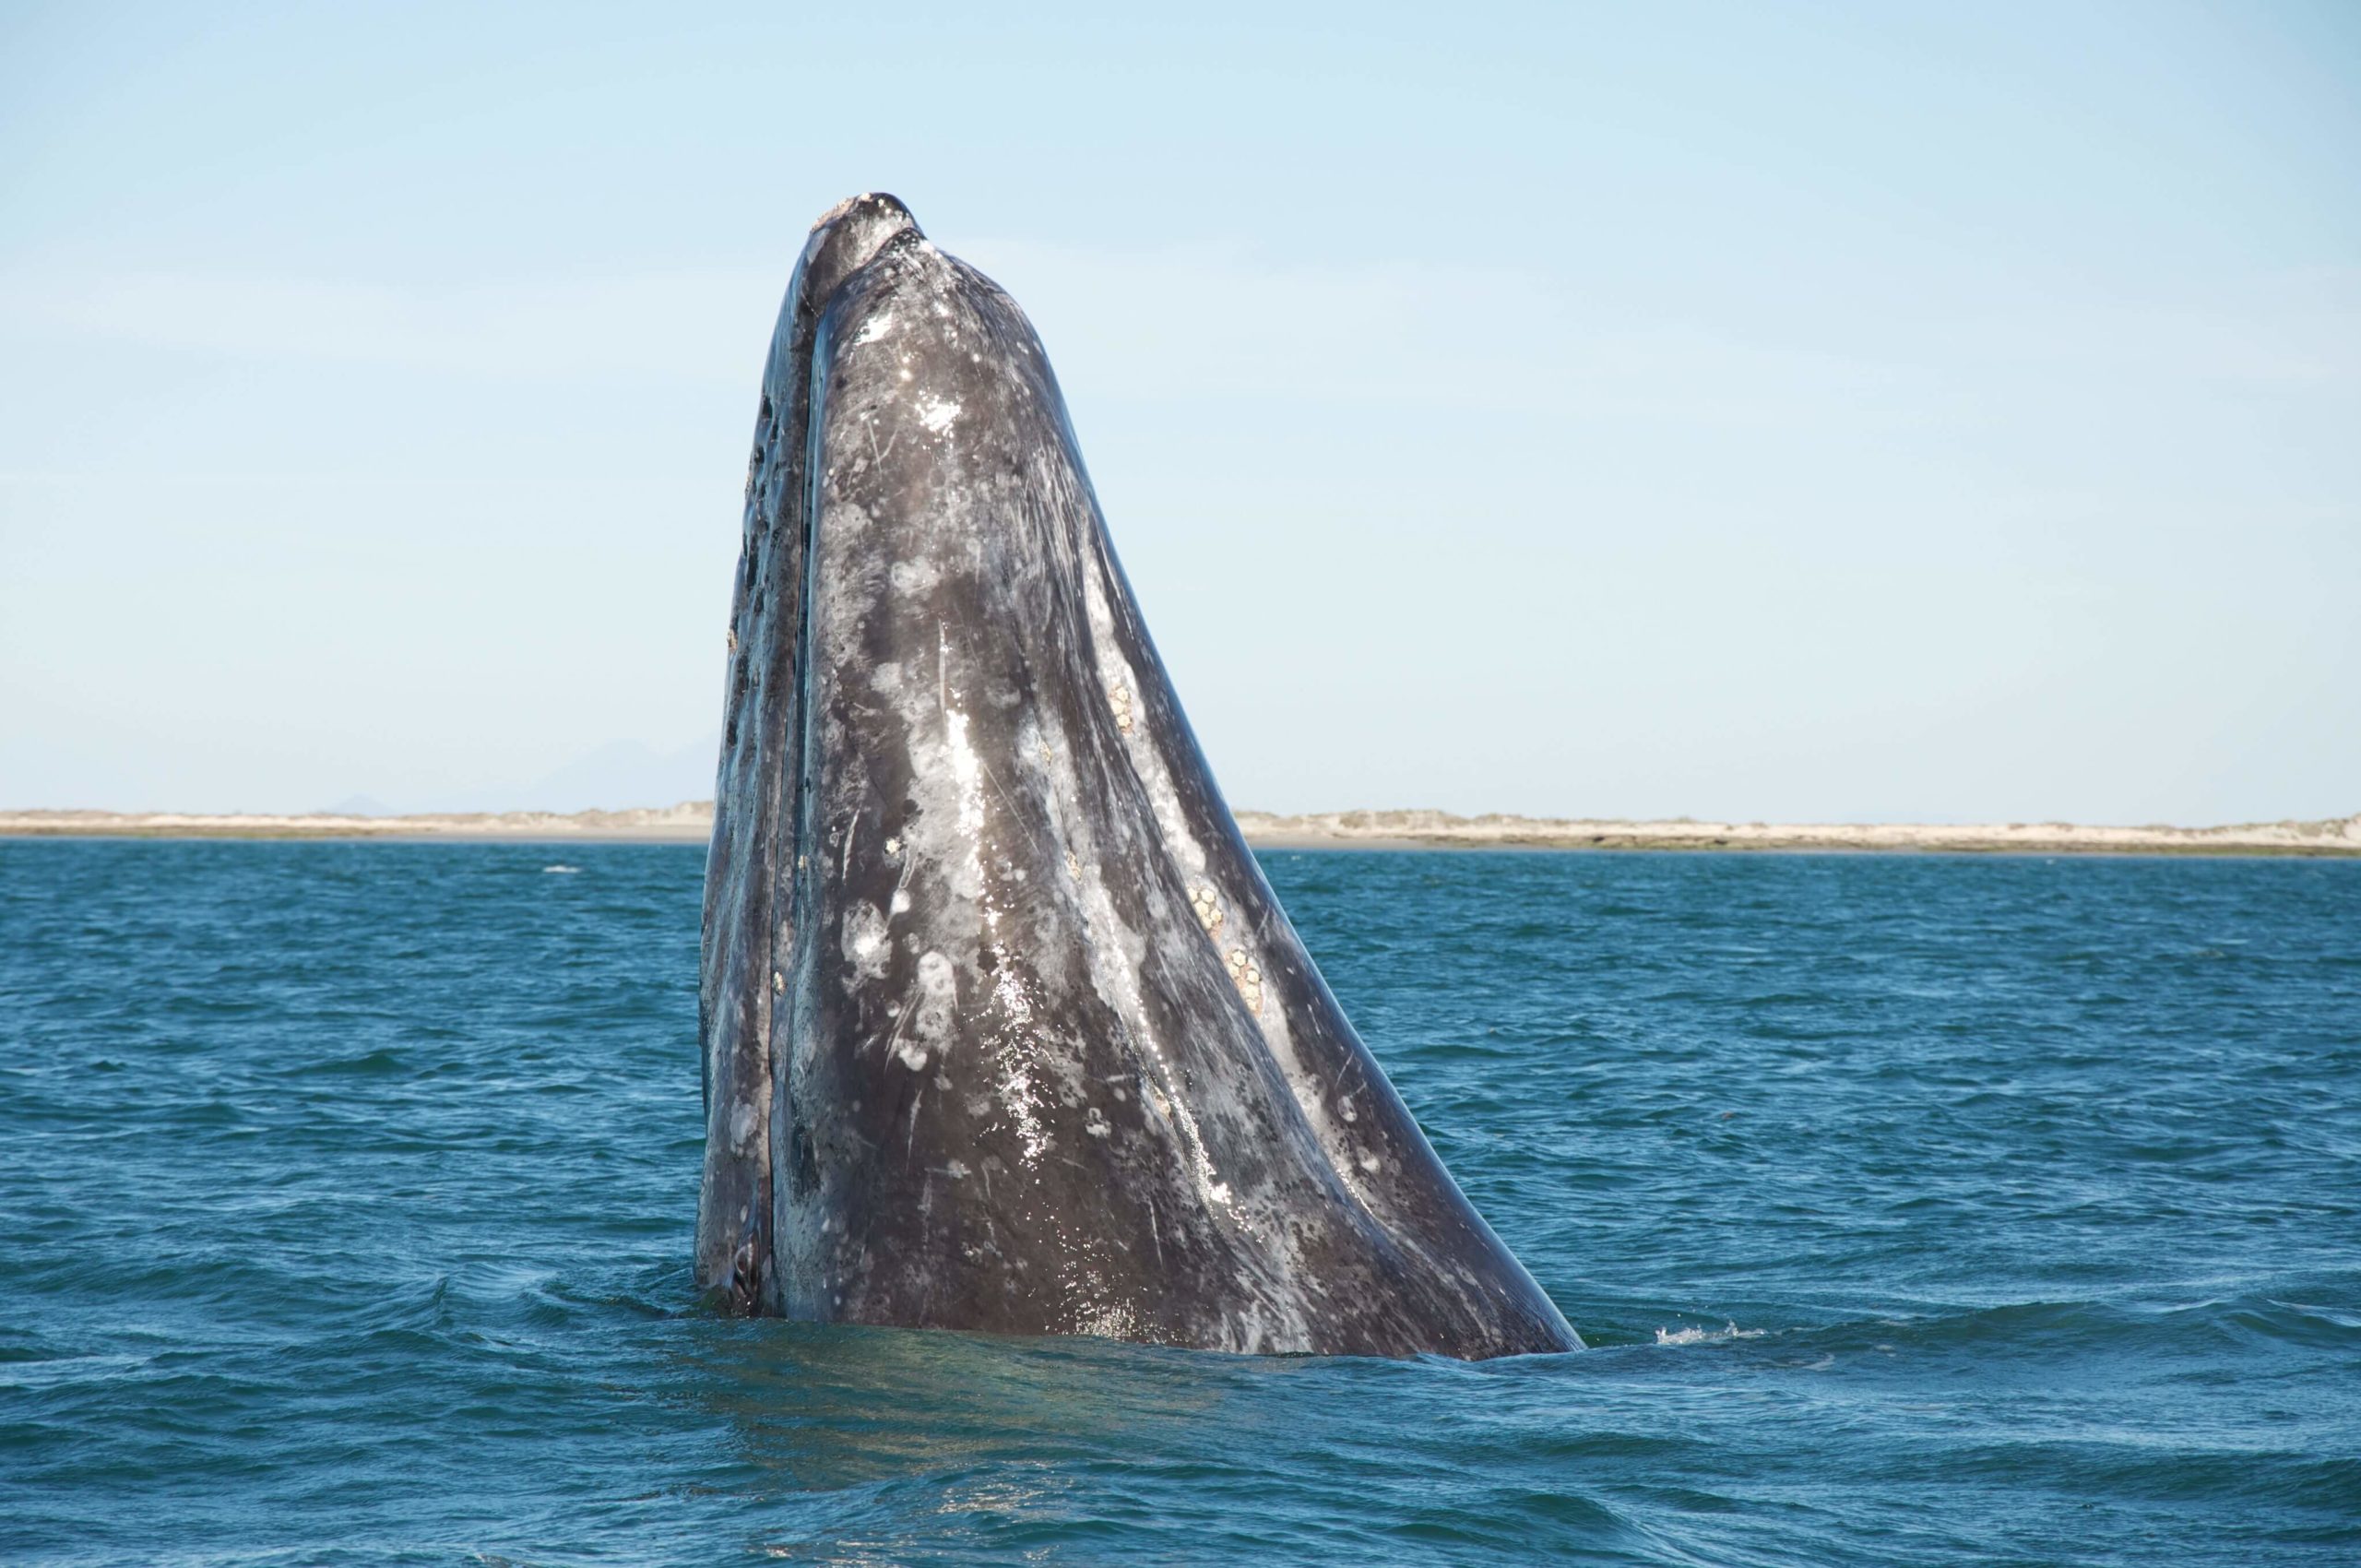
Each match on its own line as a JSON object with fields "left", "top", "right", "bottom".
{"left": 3, "top": 1, "right": 2355, "bottom": 824}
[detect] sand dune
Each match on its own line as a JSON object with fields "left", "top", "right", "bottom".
{"left": 4, "top": 803, "right": 2356, "bottom": 855}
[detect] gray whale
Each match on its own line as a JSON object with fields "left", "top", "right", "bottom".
{"left": 696, "top": 193, "right": 1578, "bottom": 1359}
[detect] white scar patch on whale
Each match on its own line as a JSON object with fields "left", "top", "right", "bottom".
{"left": 841, "top": 899, "right": 890, "bottom": 982}
{"left": 990, "top": 964, "right": 1049, "bottom": 1164}
{"left": 916, "top": 395, "right": 962, "bottom": 435}
{"left": 899, "top": 950, "right": 957, "bottom": 1073}
{"left": 940, "top": 625, "right": 1059, "bottom": 1167}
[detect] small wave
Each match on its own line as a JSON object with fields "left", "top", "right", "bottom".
{"left": 0, "top": 1351, "right": 153, "bottom": 1390}
{"left": 1654, "top": 1322, "right": 1765, "bottom": 1347}
{"left": 542, "top": 864, "right": 581, "bottom": 874}
{"left": 285, "top": 1048, "right": 408, "bottom": 1077}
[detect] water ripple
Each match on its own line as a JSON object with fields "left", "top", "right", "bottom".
{"left": 2, "top": 842, "right": 2355, "bottom": 1563}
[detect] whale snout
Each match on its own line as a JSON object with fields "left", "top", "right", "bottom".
{"left": 794, "top": 191, "right": 921, "bottom": 322}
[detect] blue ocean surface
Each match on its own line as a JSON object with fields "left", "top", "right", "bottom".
{"left": 1, "top": 840, "right": 2355, "bottom": 1565}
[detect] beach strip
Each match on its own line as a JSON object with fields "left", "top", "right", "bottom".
{"left": 3, "top": 805, "right": 2355, "bottom": 855}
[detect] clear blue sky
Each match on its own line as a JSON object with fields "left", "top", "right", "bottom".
{"left": 3, "top": 1, "right": 2355, "bottom": 822}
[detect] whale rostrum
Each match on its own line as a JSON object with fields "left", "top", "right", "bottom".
{"left": 696, "top": 194, "right": 1579, "bottom": 1359}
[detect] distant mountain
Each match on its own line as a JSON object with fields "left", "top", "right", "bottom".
{"left": 509, "top": 736, "right": 719, "bottom": 813}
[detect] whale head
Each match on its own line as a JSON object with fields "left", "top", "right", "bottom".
{"left": 695, "top": 195, "right": 1579, "bottom": 1359}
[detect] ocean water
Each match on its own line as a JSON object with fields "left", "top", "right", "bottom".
{"left": 2, "top": 840, "right": 2355, "bottom": 1566}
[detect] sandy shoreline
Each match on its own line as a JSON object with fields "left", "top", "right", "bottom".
{"left": 4, "top": 803, "right": 2357, "bottom": 856}
{"left": 0, "top": 802, "right": 719, "bottom": 844}
{"left": 1234, "top": 810, "right": 2361, "bottom": 856}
